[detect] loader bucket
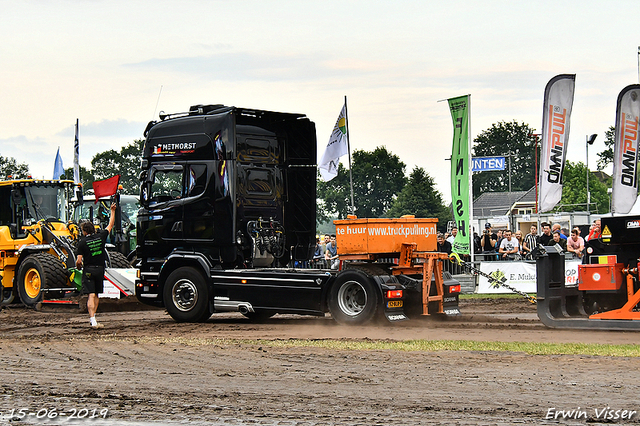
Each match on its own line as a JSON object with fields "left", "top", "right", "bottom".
{"left": 536, "top": 245, "right": 640, "bottom": 330}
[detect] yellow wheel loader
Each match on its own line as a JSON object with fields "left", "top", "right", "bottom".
{"left": 0, "top": 179, "right": 80, "bottom": 306}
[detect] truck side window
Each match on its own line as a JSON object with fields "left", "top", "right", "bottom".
{"left": 151, "top": 170, "right": 183, "bottom": 203}
{"left": 187, "top": 165, "right": 207, "bottom": 197}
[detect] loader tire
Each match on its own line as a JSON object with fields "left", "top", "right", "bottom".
{"left": 17, "top": 253, "right": 68, "bottom": 307}
{"left": 1, "top": 288, "right": 15, "bottom": 306}
{"left": 328, "top": 269, "right": 381, "bottom": 325}
{"left": 107, "top": 251, "right": 131, "bottom": 268}
{"left": 163, "top": 267, "right": 212, "bottom": 323}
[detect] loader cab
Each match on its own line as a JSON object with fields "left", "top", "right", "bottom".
{"left": 0, "top": 180, "right": 73, "bottom": 240}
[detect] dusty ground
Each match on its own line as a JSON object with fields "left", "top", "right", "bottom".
{"left": 1, "top": 297, "right": 640, "bottom": 425}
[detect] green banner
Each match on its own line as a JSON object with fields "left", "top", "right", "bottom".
{"left": 448, "top": 95, "right": 470, "bottom": 255}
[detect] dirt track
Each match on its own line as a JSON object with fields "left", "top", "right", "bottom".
{"left": 1, "top": 297, "right": 640, "bottom": 425}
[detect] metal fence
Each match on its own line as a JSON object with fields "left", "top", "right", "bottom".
{"left": 290, "top": 251, "right": 581, "bottom": 295}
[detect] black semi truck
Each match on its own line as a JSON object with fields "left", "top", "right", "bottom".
{"left": 135, "top": 104, "right": 460, "bottom": 324}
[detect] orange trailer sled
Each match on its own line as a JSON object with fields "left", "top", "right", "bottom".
{"left": 334, "top": 215, "right": 456, "bottom": 316}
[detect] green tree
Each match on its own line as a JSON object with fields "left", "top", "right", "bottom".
{"left": 91, "top": 139, "right": 144, "bottom": 194}
{"left": 0, "top": 155, "right": 30, "bottom": 179}
{"left": 61, "top": 165, "right": 95, "bottom": 192}
{"left": 596, "top": 126, "right": 615, "bottom": 171}
{"left": 558, "top": 161, "right": 610, "bottom": 213}
{"left": 386, "top": 167, "right": 451, "bottom": 229}
{"left": 472, "top": 121, "right": 539, "bottom": 195}
{"left": 317, "top": 146, "right": 406, "bottom": 219}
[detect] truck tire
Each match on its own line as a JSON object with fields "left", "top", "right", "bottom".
{"left": 107, "top": 251, "right": 131, "bottom": 268}
{"left": 163, "top": 267, "right": 212, "bottom": 323}
{"left": 328, "top": 269, "right": 381, "bottom": 325}
{"left": 17, "top": 253, "right": 68, "bottom": 307}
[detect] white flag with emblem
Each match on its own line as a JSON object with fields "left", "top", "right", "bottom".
{"left": 73, "top": 119, "right": 80, "bottom": 185}
{"left": 318, "top": 104, "right": 348, "bottom": 181}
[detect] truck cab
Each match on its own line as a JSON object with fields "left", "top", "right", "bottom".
{"left": 136, "top": 105, "right": 318, "bottom": 314}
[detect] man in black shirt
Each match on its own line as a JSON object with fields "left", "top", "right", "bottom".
{"left": 480, "top": 223, "right": 498, "bottom": 259}
{"left": 437, "top": 233, "right": 452, "bottom": 254}
{"left": 538, "top": 222, "right": 554, "bottom": 246}
{"left": 552, "top": 230, "right": 567, "bottom": 252}
{"left": 76, "top": 203, "right": 116, "bottom": 328}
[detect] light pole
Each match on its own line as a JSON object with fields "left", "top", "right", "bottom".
{"left": 586, "top": 134, "right": 597, "bottom": 219}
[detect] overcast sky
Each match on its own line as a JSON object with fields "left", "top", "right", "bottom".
{"left": 2, "top": 0, "right": 639, "bottom": 203}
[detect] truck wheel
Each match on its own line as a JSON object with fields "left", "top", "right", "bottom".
{"left": 328, "top": 269, "right": 380, "bottom": 325}
{"left": 163, "top": 267, "right": 212, "bottom": 323}
{"left": 107, "top": 251, "right": 131, "bottom": 268}
{"left": 17, "top": 253, "right": 68, "bottom": 307}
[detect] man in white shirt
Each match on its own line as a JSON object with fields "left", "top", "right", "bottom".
{"left": 446, "top": 227, "right": 457, "bottom": 245}
{"left": 499, "top": 229, "right": 520, "bottom": 260}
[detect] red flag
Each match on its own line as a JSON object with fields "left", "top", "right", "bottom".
{"left": 92, "top": 175, "right": 120, "bottom": 203}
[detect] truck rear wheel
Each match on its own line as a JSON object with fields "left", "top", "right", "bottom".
{"left": 163, "top": 267, "right": 212, "bottom": 323}
{"left": 328, "top": 269, "right": 380, "bottom": 325}
{"left": 17, "top": 253, "right": 68, "bottom": 307}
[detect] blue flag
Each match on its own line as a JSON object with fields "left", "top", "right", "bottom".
{"left": 53, "top": 147, "right": 64, "bottom": 179}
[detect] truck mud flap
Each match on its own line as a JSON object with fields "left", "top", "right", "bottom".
{"left": 384, "top": 311, "right": 409, "bottom": 322}
{"left": 443, "top": 306, "right": 461, "bottom": 316}
{"left": 536, "top": 246, "right": 640, "bottom": 331}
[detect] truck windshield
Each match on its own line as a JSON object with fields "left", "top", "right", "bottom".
{"left": 24, "top": 185, "right": 67, "bottom": 221}
{"left": 149, "top": 168, "right": 183, "bottom": 204}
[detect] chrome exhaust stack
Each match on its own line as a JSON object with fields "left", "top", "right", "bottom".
{"left": 214, "top": 297, "right": 254, "bottom": 314}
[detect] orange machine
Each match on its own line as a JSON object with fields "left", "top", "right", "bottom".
{"left": 335, "top": 215, "right": 456, "bottom": 316}
{"left": 536, "top": 214, "right": 640, "bottom": 330}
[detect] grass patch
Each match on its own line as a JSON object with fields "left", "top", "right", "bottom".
{"left": 86, "top": 335, "right": 640, "bottom": 357}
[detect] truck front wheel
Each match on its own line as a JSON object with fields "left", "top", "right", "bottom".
{"left": 163, "top": 267, "right": 212, "bottom": 323}
{"left": 328, "top": 269, "right": 380, "bottom": 325}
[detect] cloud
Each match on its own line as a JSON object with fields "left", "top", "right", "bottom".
{"left": 124, "top": 52, "right": 392, "bottom": 82}
{"left": 55, "top": 119, "right": 146, "bottom": 139}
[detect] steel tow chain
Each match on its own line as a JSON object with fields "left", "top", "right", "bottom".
{"left": 448, "top": 253, "right": 537, "bottom": 304}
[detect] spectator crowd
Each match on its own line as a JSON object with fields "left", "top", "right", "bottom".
{"left": 470, "top": 219, "right": 602, "bottom": 261}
